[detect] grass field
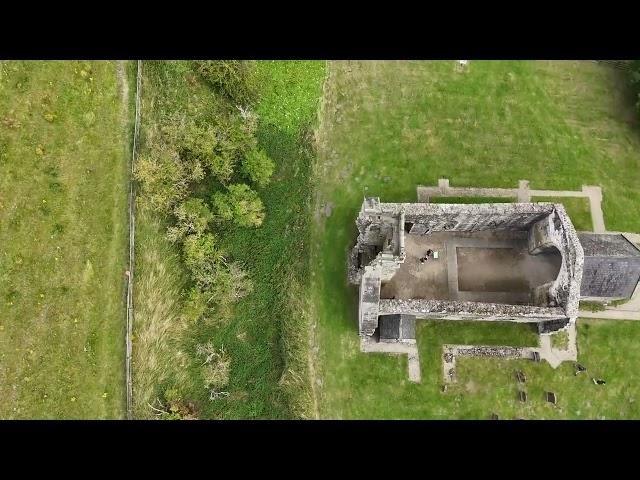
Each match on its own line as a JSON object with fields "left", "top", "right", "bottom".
{"left": 532, "top": 196, "right": 593, "bottom": 231}
{"left": 0, "top": 61, "right": 130, "bottom": 418}
{"left": 322, "top": 318, "right": 640, "bottom": 419}
{"left": 132, "top": 61, "right": 325, "bottom": 419}
{"left": 311, "top": 60, "right": 640, "bottom": 419}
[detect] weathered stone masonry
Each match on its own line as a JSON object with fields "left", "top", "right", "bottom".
{"left": 349, "top": 198, "right": 584, "bottom": 338}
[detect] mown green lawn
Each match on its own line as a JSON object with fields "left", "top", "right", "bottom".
{"left": 532, "top": 196, "right": 593, "bottom": 231}
{"left": 321, "top": 318, "right": 640, "bottom": 419}
{"left": 0, "top": 61, "right": 130, "bottom": 418}
{"left": 312, "top": 60, "right": 640, "bottom": 419}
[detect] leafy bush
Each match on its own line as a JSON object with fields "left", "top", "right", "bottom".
{"left": 241, "top": 147, "right": 275, "bottom": 187}
{"left": 163, "top": 118, "right": 233, "bottom": 183}
{"left": 181, "top": 233, "right": 253, "bottom": 319}
{"left": 161, "top": 114, "right": 257, "bottom": 184}
{"left": 166, "top": 198, "right": 213, "bottom": 243}
{"left": 183, "top": 287, "right": 209, "bottom": 323}
{"left": 134, "top": 147, "right": 191, "bottom": 214}
{"left": 212, "top": 183, "right": 265, "bottom": 227}
{"left": 183, "top": 233, "right": 223, "bottom": 272}
{"left": 207, "top": 262, "right": 253, "bottom": 305}
{"left": 194, "top": 60, "right": 257, "bottom": 106}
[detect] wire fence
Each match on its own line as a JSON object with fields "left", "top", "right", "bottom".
{"left": 126, "top": 60, "right": 142, "bottom": 419}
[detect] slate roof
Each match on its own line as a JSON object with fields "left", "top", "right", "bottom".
{"left": 578, "top": 234, "right": 640, "bottom": 298}
{"left": 379, "top": 314, "right": 416, "bottom": 340}
{"left": 578, "top": 233, "right": 640, "bottom": 258}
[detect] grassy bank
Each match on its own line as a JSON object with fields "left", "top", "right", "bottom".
{"left": 0, "top": 61, "right": 130, "bottom": 418}
{"left": 132, "top": 61, "right": 325, "bottom": 418}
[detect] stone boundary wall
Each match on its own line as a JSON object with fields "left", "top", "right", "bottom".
{"left": 442, "top": 344, "right": 535, "bottom": 383}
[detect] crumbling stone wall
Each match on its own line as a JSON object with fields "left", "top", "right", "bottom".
{"left": 528, "top": 205, "right": 583, "bottom": 317}
{"left": 378, "top": 299, "right": 566, "bottom": 322}
{"left": 349, "top": 197, "right": 405, "bottom": 290}
{"left": 385, "top": 202, "right": 553, "bottom": 233}
{"left": 538, "top": 318, "right": 571, "bottom": 334}
{"left": 359, "top": 270, "right": 381, "bottom": 336}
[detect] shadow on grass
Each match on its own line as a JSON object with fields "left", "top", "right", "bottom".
{"left": 607, "top": 65, "right": 640, "bottom": 129}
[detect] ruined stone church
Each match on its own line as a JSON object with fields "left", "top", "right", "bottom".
{"left": 348, "top": 197, "right": 640, "bottom": 343}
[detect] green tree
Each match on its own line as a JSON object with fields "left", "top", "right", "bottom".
{"left": 182, "top": 233, "right": 252, "bottom": 308}
{"left": 241, "top": 147, "right": 275, "bottom": 187}
{"left": 163, "top": 118, "right": 235, "bottom": 183}
{"left": 211, "top": 183, "right": 265, "bottom": 227}
{"left": 163, "top": 115, "right": 257, "bottom": 184}
{"left": 194, "top": 60, "right": 257, "bottom": 106}
{"left": 183, "top": 233, "right": 224, "bottom": 278}
{"left": 209, "top": 114, "right": 257, "bottom": 182}
{"left": 167, "top": 198, "right": 213, "bottom": 243}
{"left": 134, "top": 147, "right": 192, "bottom": 214}
{"left": 208, "top": 262, "right": 253, "bottom": 304}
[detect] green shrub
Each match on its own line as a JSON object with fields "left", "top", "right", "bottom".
{"left": 160, "top": 388, "right": 199, "bottom": 420}
{"left": 207, "top": 262, "right": 253, "bottom": 304}
{"left": 212, "top": 183, "right": 265, "bottom": 227}
{"left": 134, "top": 147, "right": 191, "bottom": 214}
{"left": 167, "top": 198, "right": 213, "bottom": 243}
{"left": 165, "top": 118, "right": 235, "bottom": 183}
{"left": 183, "top": 287, "right": 209, "bottom": 322}
{"left": 241, "top": 148, "right": 275, "bottom": 187}
{"left": 181, "top": 233, "right": 252, "bottom": 318}
{"left": 194, "top": 60, "right": 257, "bottom": 106}
{"left": 183, "top": 233, "right": 223, "bottom": 272}
{"left": 163, "top": 114, "right": 257, "bottom": 184}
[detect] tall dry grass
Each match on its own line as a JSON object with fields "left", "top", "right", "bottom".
{"left": 131, "top": 208, "right": 194, "bottom": 418}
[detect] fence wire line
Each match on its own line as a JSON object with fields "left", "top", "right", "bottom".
{"left": 126, "top": 60, "right": 142, "bottom": 419}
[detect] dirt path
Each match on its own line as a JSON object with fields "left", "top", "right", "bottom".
{"left": 116, "top": 61, "right": 129, "bottom": 123}
{"left": 111, "top": 60, "right": 132, "bottom": 417}
{"left": 109, "top": 60, "right": 131, "bottom": 418}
